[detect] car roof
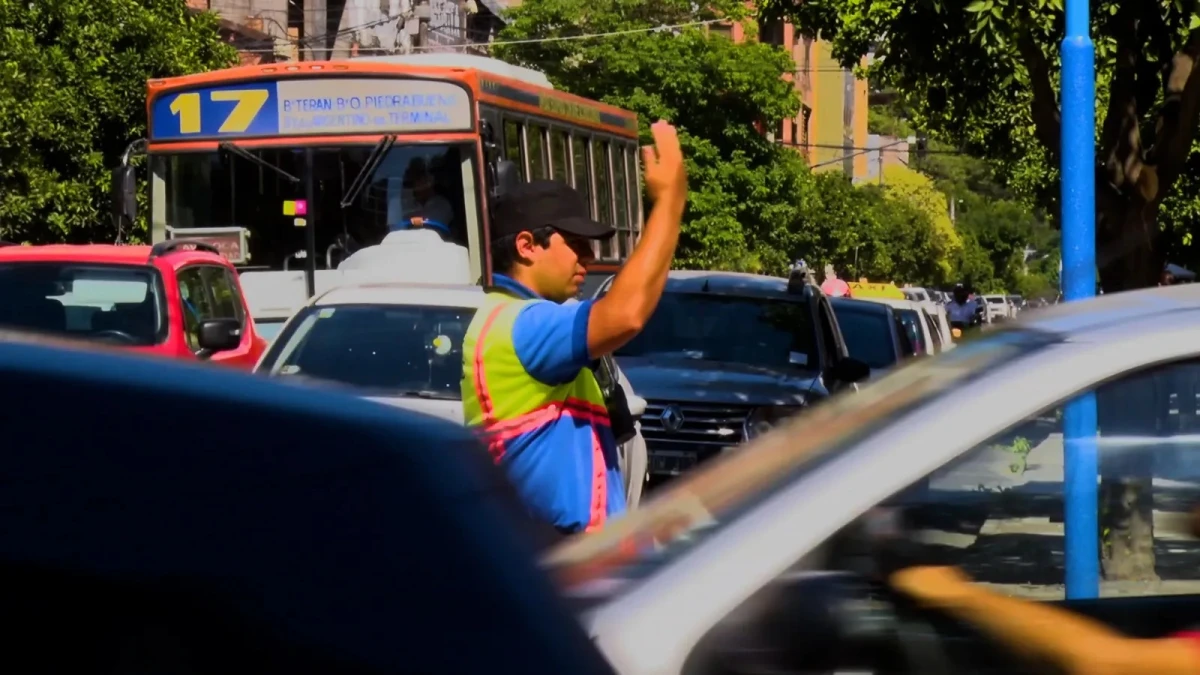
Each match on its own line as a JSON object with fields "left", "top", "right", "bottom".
{"left": 0, "top": 332, "right": 613, "bottom": 674}
{"left": 0, "top": 244, "right": 226, "bottom": 270}
{"left": 664, "top": 270, "right": 798, "bottom": 299}
{"left": 856, "top": 297, "right": 925, "bottom": 312}
{"left": 313, "top": 282, "right": 485, "bottom": 308}
{"left": 1018, "top": 283, "right": 1200, "bottom": 338}
{"left": 829, "top": 296, "right": 891, "bottom": 315}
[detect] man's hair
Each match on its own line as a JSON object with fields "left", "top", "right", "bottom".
{"left": 491, "top": 226, "right": 555, "bottom": 274}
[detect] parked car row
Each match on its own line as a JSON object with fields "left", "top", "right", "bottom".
{"left": 0, "top": 240, "right": 954, "bottom": 500}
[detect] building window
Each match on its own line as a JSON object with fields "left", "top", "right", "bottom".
{"left": 709, "top": 23, "right": 734, "bottom": 40}
{"left": 759, "top": 19, "right": 784, "bottom": 46}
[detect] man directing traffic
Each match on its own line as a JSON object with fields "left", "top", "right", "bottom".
{"left": 462, "top": 121, "right": 688, "bottom": 538}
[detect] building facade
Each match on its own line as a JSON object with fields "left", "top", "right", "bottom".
{"left": 717, "top": 18, "right": 871, "bottom": 181}
{"left": 187, "top": 0, "right": 510, "bottom": 64}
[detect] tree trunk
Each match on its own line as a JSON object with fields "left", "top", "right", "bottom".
{"left": 1094, "top": 197, "right": 1163, "bottom": 582}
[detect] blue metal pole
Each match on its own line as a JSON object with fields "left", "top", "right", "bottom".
{"left": 1061, "top": 0, "right": 1099, "bottom": 599}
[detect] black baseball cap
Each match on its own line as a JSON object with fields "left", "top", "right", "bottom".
{"left": 491, "top": 180, "right": 614, "bottom": 241}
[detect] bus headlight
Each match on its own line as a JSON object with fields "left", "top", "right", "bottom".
{"left": 744, "top": 405, "right": 803, "bottom": 440}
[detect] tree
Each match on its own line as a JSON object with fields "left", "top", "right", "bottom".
{"left": 494, "top": 0, "right": 809, "bottom": 272}
{"left": 759, "top": 0, "right": 1200, "bottom": 293}
{"left": 758, "top": 0, "right": 1200, "bottom": 580}
{"left": 0, "top": 0, "right": 237, "bottom": 243}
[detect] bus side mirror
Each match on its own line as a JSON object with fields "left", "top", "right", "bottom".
{"left": 111, "top": 165, "right": 137, "bottom": 227}
{"left": 494, "top": 160, "right": 520, "bottom": 197}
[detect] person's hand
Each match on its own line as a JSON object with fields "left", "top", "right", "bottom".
{"left": 889, "top": 565, "right": 973, "bottom": 608}
{"left": 641, "top": 120, "right": 687, "bottom": 205}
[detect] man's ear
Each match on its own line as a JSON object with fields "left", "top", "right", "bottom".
{"left": 512, "top": 231, "right": 541, "bottom": 260}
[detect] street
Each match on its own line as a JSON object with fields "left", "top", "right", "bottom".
{"left": 911, "top": 421, "right": 1200, "bottom": 598}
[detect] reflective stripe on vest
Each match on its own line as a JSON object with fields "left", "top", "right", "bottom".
{"left": 462, "top": 292, "right": 611, "bottom": 532}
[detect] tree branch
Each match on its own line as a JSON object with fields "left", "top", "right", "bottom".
{"left": 1098, "top": 3, "right": 1146, "bottom": 195}
{"left": 1148, "top": 30, "right": 1200, "bottom": 198}
{"left": 1016, "top": 30, "right": 1060, "bottom": 164}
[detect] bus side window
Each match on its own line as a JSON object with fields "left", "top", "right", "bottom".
{"left": 570, "top": 134, "right": 592, "bottom": 204}
{"left": 629, "top": 142, "right": 644, "bottom": 239}
{"left": 591, "top": 139, "right": 615, "bottom": 259}
{"left": 504, "top": 119, "right": 526, "bottom": 180}
{"left": 569, "top": 133, "right": 599, "bottom": 262}
{"left": 527, "top": 124, "right": 548, "bottom": 180}
{"left": 612, "top": 145, "right": 632, "bottom": 259}
{"left": 550, "top": 129, "right": 569, "bottom": 183}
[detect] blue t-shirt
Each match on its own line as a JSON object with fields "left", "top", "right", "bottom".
{"left": 489, "top": 274, "right": 627, "bottom": 532}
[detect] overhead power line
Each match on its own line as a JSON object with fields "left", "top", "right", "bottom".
{"left": 232, "top": 17, "right": 729, "bottom": 53}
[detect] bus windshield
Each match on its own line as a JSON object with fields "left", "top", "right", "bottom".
{"left": 154, "top": 142, "right": 480, "bottom": 272}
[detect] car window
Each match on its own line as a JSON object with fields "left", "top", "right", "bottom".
{"left": 177, "top": 266, "right": 217, "bottom": 352}
{"left": 923, "top": 311, "right": 942, "bottom": 351}
{"left": 888, "top": 358, "right": 1200, "bottom": 600}
{"left": 261, "top": 303, "right": 474, "bottom": 398}
{"left": 831, "top": 306, "right": 897, "bottom": 370}
{"left": 0, "top": 263, "right": 165, "bottom": 345}
{"left": 897, "top": 309, "right": 925, "bottom": 355}
{"left": 204, "top": 266, "right": 243, "bottom": 323}
{"left": 615, "top": 292, "right": 817, "bottom": 371}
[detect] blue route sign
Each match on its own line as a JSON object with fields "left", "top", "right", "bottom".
{"left": 150, "top": 78, "right": 473, "bottom": 141}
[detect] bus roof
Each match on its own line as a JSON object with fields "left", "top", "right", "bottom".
{"left": 351, "top": 53, "right": 554, "bottom": 89}
{"left": 146, "top": 58, "right": 638, "bottom": 142}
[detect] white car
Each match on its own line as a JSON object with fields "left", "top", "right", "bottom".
{"left": 546, "top": 283, "right": 1200, "bottom": 674}
{"left": 981, "top": 293, "right": 1012, "bottom": 322}
{"left": 859, "top": 296, "right": 952, "bottom": 354}
{"left": 253, "top": 281, "right": 651, "bottom": 509}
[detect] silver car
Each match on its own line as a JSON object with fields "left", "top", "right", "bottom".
{"left": 546, "top": 283, "right": 1200, "bottom": 674}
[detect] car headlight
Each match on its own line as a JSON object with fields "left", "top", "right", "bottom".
{"left": 744, "top": 405, "right": 804, "bottom": 440}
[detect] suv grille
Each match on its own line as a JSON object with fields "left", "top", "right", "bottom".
{"left": 641, "top": 402, "right": 754, "bottom": 475}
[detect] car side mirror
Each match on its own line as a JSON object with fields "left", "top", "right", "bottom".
{"left": 830, "top": 357, "right": 870, "bottom": 384}
{"left": 111, "top": 165, "right": 137, "bottom": 228}
{"left": 197, "top": 318, "right": 242, "bottom": 358}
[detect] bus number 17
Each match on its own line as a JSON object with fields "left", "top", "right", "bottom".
{"left": 169, "top": 89, "right": 271, "bottom": 135}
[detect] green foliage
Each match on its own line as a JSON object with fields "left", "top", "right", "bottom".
{"left": 0, "top": 0, "right": 237, "bottom": 243}
{"left": 761, "top": 0, "right": 1200, "bottom": 290}
{"left": 497, "top": 0, "right": 958, "bottom": 283}
{"left": 872, "top": 101, "right": 1058, "bottom": 295}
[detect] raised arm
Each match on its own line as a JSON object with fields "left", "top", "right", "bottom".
{"left": 586, "top": 121, "right": 688, "bottom": 357}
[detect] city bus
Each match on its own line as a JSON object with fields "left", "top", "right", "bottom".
{"left": 113, "top": 53, "right": 644, "bottom": 308}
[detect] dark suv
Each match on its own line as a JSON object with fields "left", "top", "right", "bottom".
{"left": 597, "top": 270, "right": 868, "bottom": 483}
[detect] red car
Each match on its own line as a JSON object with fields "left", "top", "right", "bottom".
{"left": 0, "top": 240, "right": 266, "bottom": 368}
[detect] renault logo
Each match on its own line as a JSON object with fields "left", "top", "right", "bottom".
{"left": 660, "top": 405, "right": 685, "bottom": 433}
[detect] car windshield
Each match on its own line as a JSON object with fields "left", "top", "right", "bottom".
{"left": 614, "top": 292, "right": 817, "bottom": 370}
{"left": 987, "top": 297, "right": 1005, "bottom": 304}
{"left": 831, "top": 304, "right": 897, "bottom": 369}
{"left": 545, "top": 328, "right": 1060, "bottom": 588}
{"left": 0, "top": 263, "right": 163, "bottom": 345}
{"left": 260, "top": 303, "right": 474, "bottom": 398}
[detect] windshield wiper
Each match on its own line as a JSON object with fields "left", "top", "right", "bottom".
{"left": 218, "top": 142, "right": 300, "bottom": 183}
{"left": 340, "top": 135, "right": 396, "bottom": 208}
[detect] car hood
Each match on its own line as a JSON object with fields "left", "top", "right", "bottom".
{"left": 364, "top": 396, "right": 464, "bottom": 424}
{"left": 615, "top": 355, "right": 825, "bottom": 406}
